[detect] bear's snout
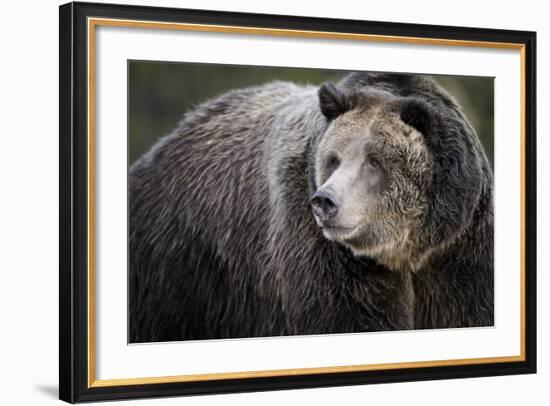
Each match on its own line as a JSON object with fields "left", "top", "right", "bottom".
{"left": 311, "top": 190, "right": 339, "bottom": 222}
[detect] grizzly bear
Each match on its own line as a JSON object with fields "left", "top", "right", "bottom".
{"left": 129, "top": 72, "right": 493, "bottom": 343}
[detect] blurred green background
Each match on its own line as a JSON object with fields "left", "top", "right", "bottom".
{"left": 128, "top": 61, "right": 493, "bottom": 166}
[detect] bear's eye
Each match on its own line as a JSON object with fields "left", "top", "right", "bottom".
{"left": 326, "top": 155, "right": 340, "bottom": 172}
{"left": 366, "top": 155, "right": 381, "bottom": 170}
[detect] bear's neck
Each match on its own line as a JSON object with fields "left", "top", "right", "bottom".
{"left": 412, "top": 188, "right": 494, "bottom": 328}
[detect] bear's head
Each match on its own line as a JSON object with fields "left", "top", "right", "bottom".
{"left": 310, "top": 78, "right": 485, "bottom": 271}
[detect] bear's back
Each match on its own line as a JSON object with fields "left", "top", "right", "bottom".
{"left": 129, "top": 80, "right": 322, "bottom": 340}
{"left": 129, "top": 80, "right": 319, "bottom": 296}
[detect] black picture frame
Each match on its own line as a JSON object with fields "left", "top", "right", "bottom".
{"left": 59, "top": 1, "right": 537, "bottom": 403}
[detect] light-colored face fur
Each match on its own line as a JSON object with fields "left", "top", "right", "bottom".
{"left": 313, "top": 105, "right": 433, "bottom": 271}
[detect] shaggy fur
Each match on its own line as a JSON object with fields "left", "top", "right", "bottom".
{"left": 129, "top": 72, "right": 493, "bottom": 342}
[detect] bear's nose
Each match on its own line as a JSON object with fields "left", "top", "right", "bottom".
{"left": 311, "top": 190, "right": 339, "bottom": 221}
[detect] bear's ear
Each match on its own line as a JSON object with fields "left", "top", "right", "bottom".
{"left": 318, "top": 83, "right": 350, "bottom": 121}
{"left": 398, "top": 98, "right": 433, "bottom": 136}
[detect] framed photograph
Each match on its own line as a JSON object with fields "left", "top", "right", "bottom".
{"left": 59, "top": 1, "right": 537, "bottom": 403}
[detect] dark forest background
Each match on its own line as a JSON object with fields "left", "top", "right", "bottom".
{"left": 128, "top": 61, "right": 493, "bottom": 166}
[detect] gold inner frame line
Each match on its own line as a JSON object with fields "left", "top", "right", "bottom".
{"left": 86, "top": 17, "right": 527, "bottom": 388}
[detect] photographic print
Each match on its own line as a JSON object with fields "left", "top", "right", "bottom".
{"left": 60, "top": 3, "right": 535, "bottom": 402}
{"left": 128, "top": 62, "right": 495, "bottom": 343}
